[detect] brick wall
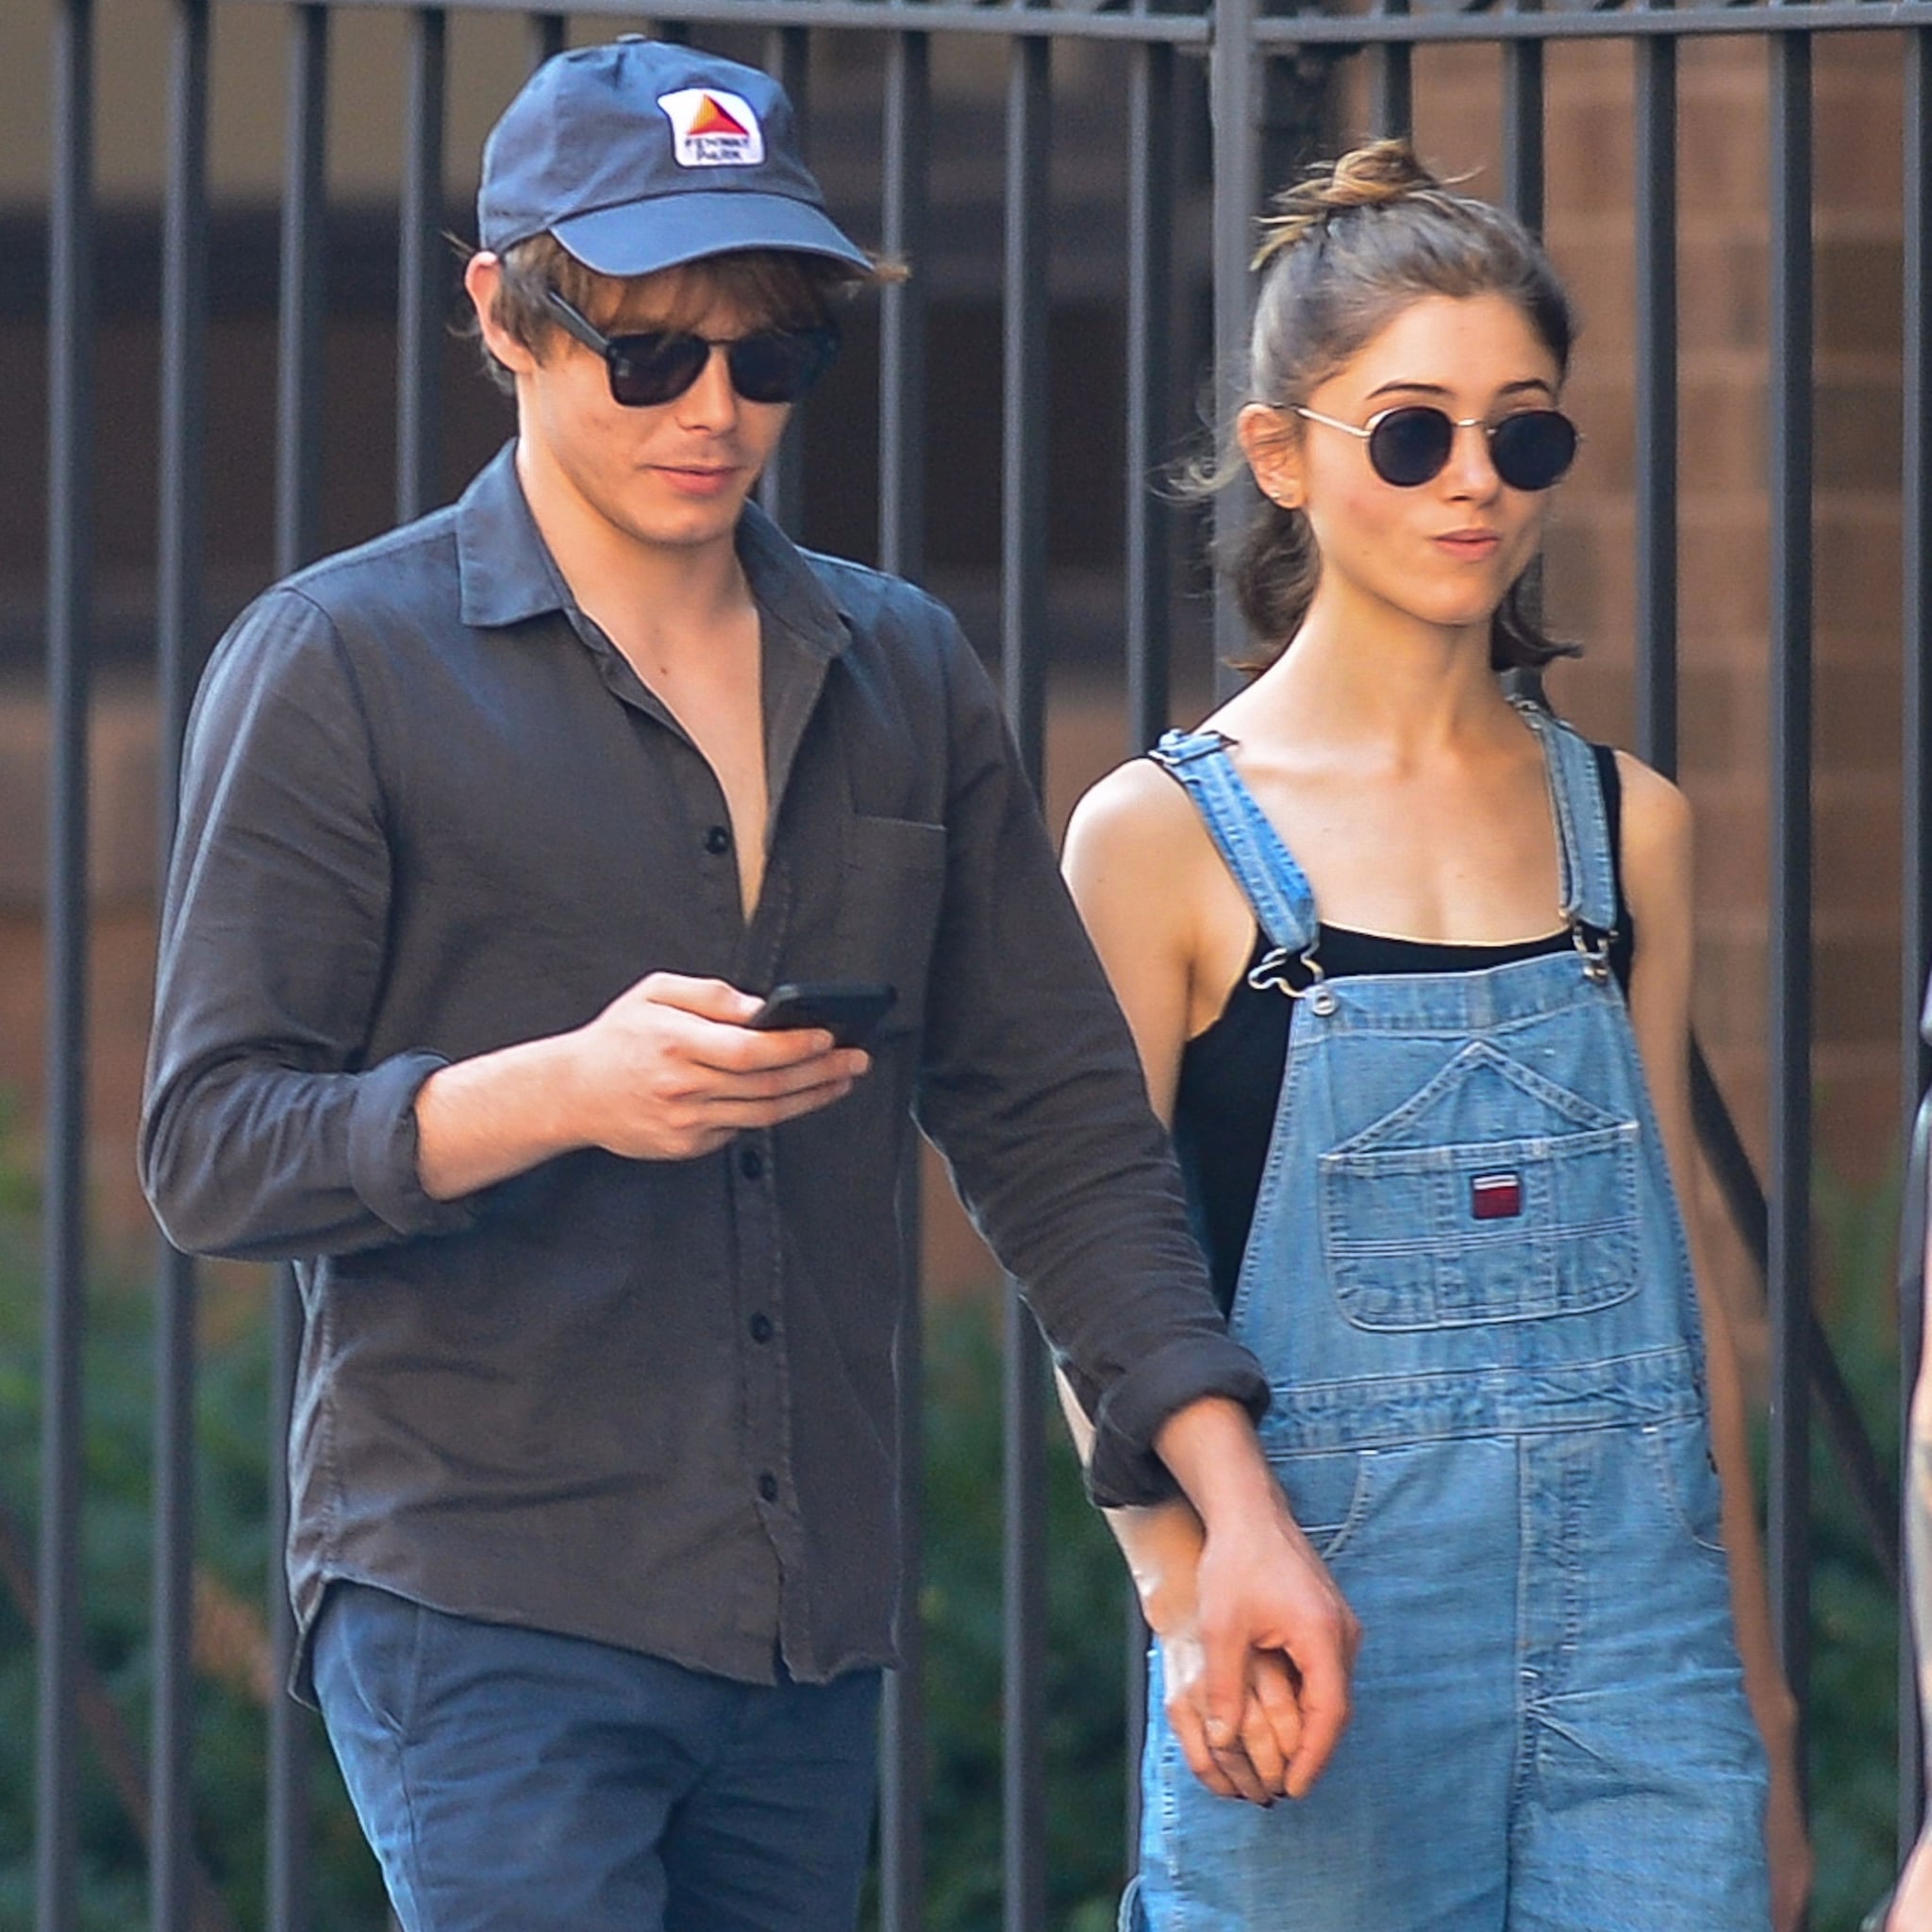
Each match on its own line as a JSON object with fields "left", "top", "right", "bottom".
{"left": 4, "top": 34, "right": 1920, "bottom": 1314}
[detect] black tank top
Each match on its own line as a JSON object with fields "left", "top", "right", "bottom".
{"left": 1172, "top": 743, "right": 1634, "bottom": 1317}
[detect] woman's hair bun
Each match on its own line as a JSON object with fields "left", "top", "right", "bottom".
{"left": 1253, "top": 139, "right": 1445, "bottom": 270}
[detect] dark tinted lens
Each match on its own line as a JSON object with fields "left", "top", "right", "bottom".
{"left": 1488, "top": 409, "right": 1578, "bottom": 491}
{"left": 606, "top": 333, "right": 711, "bottom": 408}
{"left": 1365, "top": 407, "right": 1456, "bottom": 487}
{"left": 725, "top": 327, "right": 840, "bottom": 405}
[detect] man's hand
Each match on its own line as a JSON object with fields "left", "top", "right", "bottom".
{"left": 1153, "top": 1398, "right": 1360, "bottom": 1801}
{"left": 571, "top": 973, "right": 869, "bottom": 1161}
{"left": 1156, "top": 1622, "right": 1308, "bottom": 1805}
{"left": 1189, "top": 1493, "right": 1358, "bottom": 1799}
{"left": 414, "top": 973, "right": 871, "bottom": 1198}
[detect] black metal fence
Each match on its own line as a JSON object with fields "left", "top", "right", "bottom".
{"left": 23, "top": 0, "right": 1932, "bottom": 1926}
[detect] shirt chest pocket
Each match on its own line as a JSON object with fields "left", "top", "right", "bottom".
{"left": 832, "top": 815, "right": 946, "bottom": 1039}
{"left": 1316, "top": 1038, "right": 1641, "bottom": 1331}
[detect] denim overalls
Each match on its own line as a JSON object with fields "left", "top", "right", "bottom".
{"left": 1126, "top": 707, "right": 1770, "bottom": 1932}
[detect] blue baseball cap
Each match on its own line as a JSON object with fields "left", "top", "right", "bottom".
{"left": 477, "top": 38, "right": 870, "bottom": 279}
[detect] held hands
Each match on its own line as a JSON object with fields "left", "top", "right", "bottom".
{"left": 1149, "top": 1399, "right": 1360, "bottom": 1805}
{"left": 1189, "top": 1500, "right": 1359, "bottom": 1804}
{"left": 572, "top": 973, "right": 870, "bottom": 1160}
{"left": 1156, "top": 1605, "right": 1323, "bottom": 1807}
{"left": 1136, "top": 1489, "right": 1358, "bottom": 1806}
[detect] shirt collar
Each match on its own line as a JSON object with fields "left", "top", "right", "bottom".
{"left": 456, "top": 440, "right": 851, "bottom": 661}
{"left": 455, "top": 442, "right": 575, "bottom": 628}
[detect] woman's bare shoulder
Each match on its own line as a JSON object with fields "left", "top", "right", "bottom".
{"left": 1607, "top": 749, "right": 1694, "bottom": 954}
{"left": 1064, "top": 754, "right": 1214, "bottom": 868}
{"left": 1608, "top": 748, "right": 1692, "bottom": 869}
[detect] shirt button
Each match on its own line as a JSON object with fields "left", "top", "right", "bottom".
{"left": 758, "top": 1472, "right": 779, "bottom": 1503}
{"left": 704, "top": 824, "right": 732, "bottom": 856}
{"left": 749, "top": 1312, "right": 774, "bottom": 1343}
{"left": 738, "top": 1145, "right": 764, "bottom": 1181}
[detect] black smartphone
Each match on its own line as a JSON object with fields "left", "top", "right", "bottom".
{"left": 747, "top": 981, "right": 897, "bottom": 1049}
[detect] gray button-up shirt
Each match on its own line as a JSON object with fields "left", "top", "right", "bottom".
{"left": 142, "top": 444, "right": 1265, "bottom": 1692}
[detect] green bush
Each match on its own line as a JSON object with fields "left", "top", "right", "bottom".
{"left": 916, "top": 1302, "right": 1132, "bottom": 1932}
{"left": 0, "top": 1194, "right": 1133, "bottom": 1928}
{"left": 0, "top": 1148, "right": 388, "bottom": 1931}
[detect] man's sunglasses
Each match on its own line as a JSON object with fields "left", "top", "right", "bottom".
{"left": 544, "top": 291, "right": 840, "bottom": 408}
{"left": 1292, "top": 403, "right": 1579, "bottom": 492}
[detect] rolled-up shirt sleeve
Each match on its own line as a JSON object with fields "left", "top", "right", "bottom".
{"left": 1074, "top": 1339, "right": 1269, "bottom": 1511}
{"left": 141, "top": 588, "right": 476, "bottom": 1262}
{"left": 912, "top": 611, "right": 1268, "bottom": 1509}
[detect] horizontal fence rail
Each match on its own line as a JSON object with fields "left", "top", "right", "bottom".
{"left": 197, "top": 0, "right": 1932, "bottom": 38}
{"left": 19, "top": 0, "right": 1931, "bottom": 1927}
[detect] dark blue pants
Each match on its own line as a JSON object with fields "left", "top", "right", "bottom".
{"left": 312, "top": 1583, "right": 882, "bottom": 1932}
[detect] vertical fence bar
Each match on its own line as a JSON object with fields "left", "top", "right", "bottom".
{"left": 1767, "top": 22, "right": 1814, "bottom": 1762}
{"left": 1124, "top": 39, "right": 1174, "bottom": 759}
{"left": 1903, "top": 23, "right": 1932, "bottom": 1858}
{"left": 878, "top": 36, "right": 927, "bottom": 590}
{"left": 527, "top": 12, "right": 566, "bottom": 67}
{"left": 1502, "top": 10, "right": 1544, "bottom": 234}
{"left": 278, "top": 7, "right": 328, "bottom": 582}
{"left": 1633, "top": 20, "right": 1676, "bottom": 775}
{"left": 876, "top": 28, "right": 929, "bottom": 1932}
{"left": 1002, "top": 24, "right": 1051, "bottom": 1932}
{"left": 1372, "top": 0, "right": 1412, "bottom": 143}
{"left": 1120, "top": 32, "right": 1175, "bottom": 1861}
{"left": 38, "top": 5, "right": 92, "bottom": 1924}
{"left": 884, "top": 1143, "right": 927, "bottom": 1932}
{"left": 398, "top": 8, "right": 448, "bottom": 524}
{"left": 1210, "top": 0, "right": 1260, "bottom": 696}
{"left": 1498, "top": 11, "right": 1544, "bottom": 647}
{"left": 267, "top": 1269, "right": 309, "bottom": 1932}
{"left": 271, "top": 12, "right": 331, "bottom": 1930}
{"left": 154, "top": 6, "right": 210, "bottom": 1930}
{"left": 759, "top": 24, "right": 811, "bottom": 532}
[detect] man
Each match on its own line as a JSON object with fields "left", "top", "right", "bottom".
{"left": 142, "top": 39, "right": 1353, "bottom": 1932}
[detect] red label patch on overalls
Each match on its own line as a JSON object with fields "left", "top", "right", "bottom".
{"left": 1471, "top": 1173, "right": 1524, "bottom": 1220}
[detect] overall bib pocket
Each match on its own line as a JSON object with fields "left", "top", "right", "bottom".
{"left": 1318, "top": 1041, "right": 1641, "bottom": 1332}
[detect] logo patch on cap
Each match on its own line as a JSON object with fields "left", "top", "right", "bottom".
{"left": 657, "top": 89, "right": 765, "bottom": 168}
{"left": 1470, "top": 1172, "right": 1524, "bottom": 1221}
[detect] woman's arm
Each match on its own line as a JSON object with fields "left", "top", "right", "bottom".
{"left": 1059, "top": 762, "right": 1353, "bottom": 1805}
{"left": 1616, "top": 752, "right": 1811, "bottom": 1931}
{"left": 1887, "top": 1201, "right": 1932, "bottom": 1928}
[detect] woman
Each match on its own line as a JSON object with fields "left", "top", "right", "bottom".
{"left": 1062, "top": 142, "right": 1808, "bottom": 1930}
{"left": 1887, "top": 1291, "right": 1932, "bottom": 1930}
{"left": 1884, "top": 997, "right": 1932, "bottom": 1932}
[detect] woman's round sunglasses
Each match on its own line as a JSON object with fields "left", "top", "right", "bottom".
{"left": 544, "top": 290, "right": 840, "bottom": 408}
{"left": 1293, "top": 402, "right": 1579, "bottom": 492}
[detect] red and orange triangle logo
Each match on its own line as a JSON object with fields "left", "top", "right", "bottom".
{"left": 688, "top": 93, "right": 751, "bottom": 139}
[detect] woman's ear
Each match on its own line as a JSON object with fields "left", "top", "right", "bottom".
{"left": 1237, "top": 403, "right": 1303, "bottom": 509}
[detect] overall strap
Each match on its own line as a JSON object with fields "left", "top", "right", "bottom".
{"left": 1147, "top": 729, "right": 1319, "bottom": 958}
{"left": 1512, "top": 699, "right": 1620, "bottom": 946}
